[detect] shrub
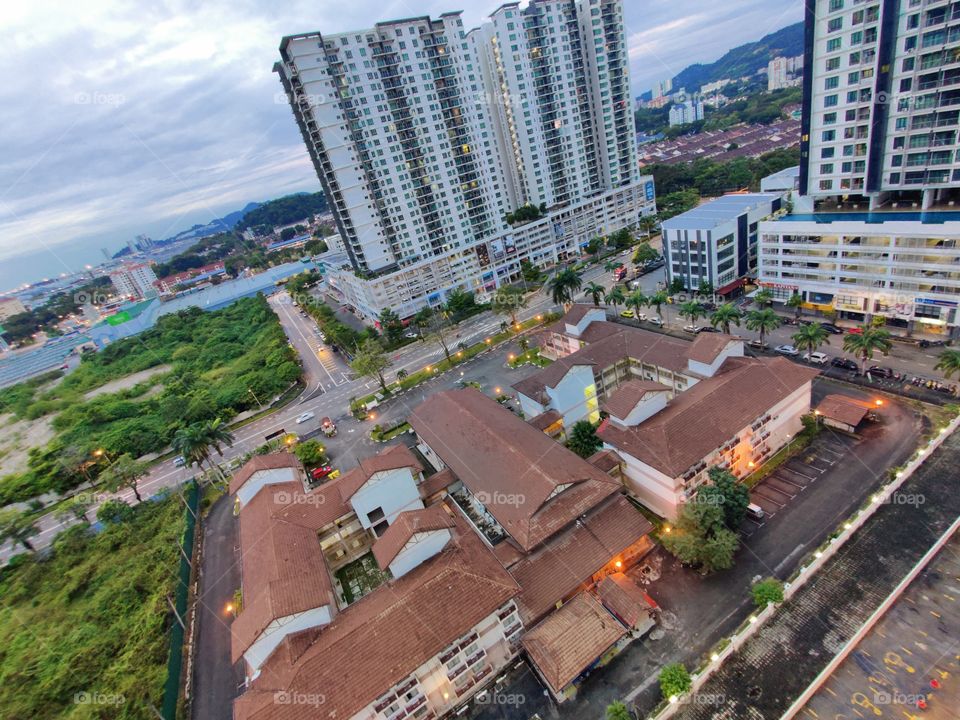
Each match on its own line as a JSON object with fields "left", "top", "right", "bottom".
{"left": 659, "top": 663, "right": 692, "bottom": 699}
{"left": 751, "top": 577, "right": 785, "bottom": 607}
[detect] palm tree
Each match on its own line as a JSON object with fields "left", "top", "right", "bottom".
{"left": 396, "top": 368, "right": 408, "bottom": 381}
{"left": 603, "top": 259, "right": 620, "bottom": 273}
{"left": 173, "top": 420, "right": 233, "bottom": 482}
{"left": 204, "top": 418, "right": 236, "bottom": 458}
{"left": 646, "top": 290, "right": 669, "bottom": 324}
{"left": 627, "top": 289, "right": 647, "bottom": 320}
{"left": 518, "top": 336, "right": 530, "bottom": 352}
{"left": 935, "top": 349, "right": 960, "bottom": 381}
{"left": 583, "top": 282, "right": 605, "bottom": 306}
{"left": 792, "top": 323, "right": 829, "bottom": 362}
{"left": 547, "top": 268, "right": 583, "bottom": 307}
{"left": 745, "top": 308, "right": 781, "bottom": 348}
{"left": 785, "top": 292, "right": 804, "bottom": 320}
{"left": 753, "top": 288, "right": 774, "bottom": 307}
{"left": 679, "top": 300, "right": 705, "bottom": 327}
{"left": 56, "top": 495, "right": 94, "bottom": 525}
{"left": 709, "top": 303, "right": 742, "bottom": 334}
{"left": 605, "top": 286, "right": 626, "bottom": 312}
{"left": 843, "top": 326, "right": 893, "bottom": 374}
{"left": 0, "top": 509, "right": 38, "bottom": 553}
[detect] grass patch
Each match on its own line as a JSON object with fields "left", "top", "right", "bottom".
{"left": 0, "top": 493, "right": 186, "bottom": 718}
{"left": 508, "top": 348, "right": 552, "bottom": 368}
{"left": 371, "top": 422, "right": 411, "bottom": 442}
{"left": 336, "top": 553, "right": 388, "bottom": 605}
{"left": 743, "top": 422, "right": 821, "bottom": 489}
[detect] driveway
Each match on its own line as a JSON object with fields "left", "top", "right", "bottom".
{"left": 468, "top": 383, "right": 923, "bottom": 720}
{"left": 191, "top": 494, "right": 244, "bottom": 720}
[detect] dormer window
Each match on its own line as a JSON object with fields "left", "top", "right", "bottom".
{"left": 545, "top": 482, "right": 573, "bottom": 502}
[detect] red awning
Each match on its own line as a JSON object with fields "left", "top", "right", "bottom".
{"left": 716, "top": 278, "right": 748, "bottom": 296}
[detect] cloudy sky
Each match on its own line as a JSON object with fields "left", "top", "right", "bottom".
{"left": 0, "top": 0, "right": 802, "bottom": 291}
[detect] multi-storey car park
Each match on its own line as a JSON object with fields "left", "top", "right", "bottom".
{"left": 274, "top": 0, "right": 654, "bottom": 320}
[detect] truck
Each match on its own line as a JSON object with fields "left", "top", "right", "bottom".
{"left": 321, "top": 417, "right": 338, "bottom": 437}
{"left": 613, "top": 266, "right": 628, "bottom": 281}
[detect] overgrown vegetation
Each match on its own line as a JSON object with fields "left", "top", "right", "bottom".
{"left": 0, "top": 492, "right": 186, "bottom": 718}
{"left": 236, "top": 191, "right": 329, "bottom": 233}
{"left": 0, "top": 276, "right": 113, "bottom": 344}
{"left": 0, "top": 295, "right": 299, "bottom": 505}
{"left": 649, "top": 148, "right": 799, "bottom": 199}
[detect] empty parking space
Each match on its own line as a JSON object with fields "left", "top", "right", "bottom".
{"left": 766, "top": 476, "right": 802, "bottom": 495}
{"left": 779, "top": 467, "right": 816, "bottom": 488}
{"left": 753, "top": 484, "right": 791, "bottom": 506}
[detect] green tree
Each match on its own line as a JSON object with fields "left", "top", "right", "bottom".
{"left": 638, "top": 214, "right": 660, "bottom": 238}
{"left": 745, "top": 308, "right": 780, "bottom": 347}
{"left": 843, "top": 326, "right": 892, "bottom": 374}
{"left": 793, "top": 323, "right": 830, "bottom": 361}
{"left": 678, "top": 300, "right": 705, "bottom": 327}
{"left": 605, "top": 286, "right": 627, "bottom": 312}
{"left": 378, "top": 307, "right": 404, "bottom": 345}
{"left": 646, "top": 290, "right": 669, "bottom": 324}
{"left": 0, "top": 509, "right": 38, "bottom": 552}
{"left": 584, "top": 282, "right": 606, "bottom": 307}
{"left": 709, "top": 303, "right": 742, "bottom": 334}
{"left": 413, "top": 306, "right": 433, "bottom": 340}
{"left": 662, "top": 498, "right": 739, "bottom": 573}
{"left": 55, "top": 495, "right": 94, "bottom": 525}
{"left": 699, "top": 467, "right": 749, "bottom": 530}
{"left": 293, "top": 439, "right": 327, "bottom": 467}
{"left": 632, "top": 242, "right": 659, "bottom": 265}
{"left": 698, "top": 280, "right": 715, "bottom": 296}
{"left": 605, "top": 701, "right": 632, "bottom": 720}
{"left": 585, "top": 236, "right": 603, "bottom": 256}
{"left": 753, "top": 288, "right": 774, "bottom": 307}
{"left": 669, "top": 277, "right": 685, "bottom": 294}
{"left": 934, "top": 349, "right": 960, "bottom": 380}
{"left": 627, "top": 290, "right": 648, "bottom": 320}
{"left": 172, "top": 419, "right": 234, "bottom": 481}
{"left": 785, "top": 292, "right": 804, "bottom": 320}
{"left": 426, "top": 312, "right": 456, "bottom": 364}
{"left": 547, "top": 268, "right": 583, "bottom": 307}
{"left": 604, "top": 259, "right": 621, "bottom": 273}
{"left": 609, "top": 228, "right": 633, "bottom": 250}
{"left": 492, "top": 286, "right": 528, "bottom": 325}
{"left": 567, "top": 420, "right": 601, "bottom": 458}
{"left": 752, "top": 577, "right": 785, "bottom": 607}
{"left": 99, "top": 453, "right": 149, "bottom": 503}
{"left": 97, "top": 498, "right": 134, "bottom": 524}
{"left": 520, "top": 259, "right": 544, "bottom": 284}
{"left": 659, "top": 663, "right": 692, "bottom": 699}
{"left": 351, "top": 339, "right": 392, "bottom": 393}
{"left": 445, "top": 288, "right": 478, "bottom": 320}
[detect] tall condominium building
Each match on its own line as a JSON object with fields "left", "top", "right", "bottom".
{"left": 109, "top": 263, "right": 158, "bottom": 300}
{"left": 275, "top": 0, "right": 652, "bottom": 319}
{"left": 800, "top": 0, "right": 960, "bottom": 207}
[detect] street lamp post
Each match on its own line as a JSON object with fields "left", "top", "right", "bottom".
{"left": 248, "top": 388, "right": 264, "bottom": 410}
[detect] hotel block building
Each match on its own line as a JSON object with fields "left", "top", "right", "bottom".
{"left": 275, "top": 0, "right": 654, "bottom": 320}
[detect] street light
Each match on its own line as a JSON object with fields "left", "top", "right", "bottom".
{"left": 248, "top": 388, "right": 264, "bottom": 410}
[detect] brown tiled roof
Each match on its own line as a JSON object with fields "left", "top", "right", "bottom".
{"left": 408, "top": 389, "right": 619, "bottom": 552}
{"left": 230, "top": 452, "right": 302, "bottom": 494}
{"left": 560, "top": 303, "right": 601, "bottom": 325}
{"left": 815, "top": 394, "right": 870, "bottom": 428}
{"left": 522, "top": 592, "right": 626, "bottom": 694}
{"left": 514, "top": 324, "right": 695, "bottom": 399}
{"left": 598, "top": 356, "right": 819, "bottom": 477}
{"left": 684, "top": 333, "right": 739, "bottom": 365}
{"left": 509, "top": 494, "right": 654, "bottom": 624}
{"left": 597, "top": 572, "right": 658, "bottom": 629}
{"left": 528, "top": 408, "right": 563, "bottom": 431}
{"left": 231, "top": 480, "right": 339, "bottom": 665}
{"left": 334, "top": 443, "right": 423, "bottom": 502}
{"left": 418, "top": 467, "right": 455, "bottom": 500}
{"left": 602, "top": 379, "right": 670, "bottom": 419}
{"left": 587, "top": 449, "right": 624, "bottom": 473}
{"left": 233, "top": 503, "right": 519, "bottom": 720}
{"left": 372, "top": 504, "right": 455, "bottom": 570}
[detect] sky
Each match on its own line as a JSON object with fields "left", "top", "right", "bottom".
{"left": 0, "top": 0, "right": 803, "bottom": 292}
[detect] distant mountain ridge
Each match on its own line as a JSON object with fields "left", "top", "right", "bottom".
{"left": 671, "top": 22, "right": 804, "bottom": 92}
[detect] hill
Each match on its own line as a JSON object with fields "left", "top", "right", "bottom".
{"left": 671, "top": 22, "right": 803, "bottom": 92}
{"left": 235, "top": 192, "right": 329, "bottom": 232}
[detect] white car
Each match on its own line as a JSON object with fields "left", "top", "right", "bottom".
{"left": 803, "top": 351, "right": 829, "bottom": 365}
{"left": 775, "top": 344, "right": 800, "bottom": 356}
{"left": 647, "top": 316, "right": 664, "bottom": 327}
{"left": 683, "top": 325, "right": 702, "bottom": 334}
{"left": 403, "top": 330, "right": 419, "bottom": 339}
{"left": 296, "top": 411, "right": 315, "bottom": 424}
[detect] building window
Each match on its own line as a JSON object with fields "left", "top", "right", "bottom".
{"left": 828, "top": 18, "right": 843, "bottom": 32}
{"left": 827, "top": 37, "right": 842, "bottom": 52}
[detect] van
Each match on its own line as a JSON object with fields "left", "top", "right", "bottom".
{"left": 746, "top": 503, "right": 765, "bottom": 521}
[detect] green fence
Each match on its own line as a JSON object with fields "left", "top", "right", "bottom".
{"left": 161, "top": 480, "right": 200, "bottom": 720}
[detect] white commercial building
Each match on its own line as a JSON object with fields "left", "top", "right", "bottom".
{"left": 661, "top": 193, "right": 783, "bottom": 293}
{"left": 109, "top": 263, "right": 158, "bottom": 300}
{"left": 758, "top": 215, "right": 960, "bottom": 336}
{"left": 275, "top": 0, "right": 648, "bottom": 320}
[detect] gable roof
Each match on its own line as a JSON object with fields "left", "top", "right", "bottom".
{"left": 408, "top": 389, "right": 619, "bottom": 552}
{"left": 522, "top": 592, "right": 626, "bottom": 694}
{"left": 598, "top": 356, "right": 818, "bottom": 477}
{"left": 815, "top": 393, "right": 870, "bottom": 427}
{"left": 233, "top": 502, "right": 519, "bottom": 720}
{"left": 560, "top": 303, "right": 601, "bottom": 326}
{"left": 684, "top": 332, "right": 739, "bottom": 365}
{"left": 597, "top": 572, "right": 658, "bottom": 629}
{"left": 602, "top": 379, "right": 670, "bottom": 419}
{"left": 372, "top": 504, "right": 455, "bottom": 570}
{"left": 334, "top": 443, "right": 423, "bottom": 502}
{"left": 230, "top": 452, "right": 302, "bottom": 494}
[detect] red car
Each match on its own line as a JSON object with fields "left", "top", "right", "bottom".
{"left": 311, "top": 465, "right": 334, "bottom": 481}
{"left": 847, "top": 327, "right": 863, "bottom": 335}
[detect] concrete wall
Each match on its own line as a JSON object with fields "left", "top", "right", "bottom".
{"left": 545, "top": 365, "right": 600, "bottom": 425}
{"left": 388, "top": 529, "right": 453, "bottom": 578}
{"left": 236, "top": 467, "right": 301, "bottom": 509}
{"left": 350, "top": 467, "right": 424, "bottom": 530}
{"left": 245, "top": 605, "right": 334, "bottom": 680}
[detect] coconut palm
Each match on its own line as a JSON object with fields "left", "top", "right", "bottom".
{"left": 627, "top": 289, "right": 647, "bottom": 320}
{"left": 204, "top": 418, "right": 236, "bottom": 458}
{"left": 935, "top": 349, "right": 960, "bottom": 380}
{"left": 785, "top": 292, "right": 804, "bottom": 320}
{"left": 646, "top": 290, "right": 669, "bottom": 324}
{"left": 842, "top": 326, "right": 892, "bottom": 374}
{"left": 678, "top": 301, "right": 705, "bottom": 327}
{"left": 792, "top": 323, "right": 830, "bottom": 362}
{"left": 709, "top": 303, "right": 742, "bottom": 334}
{"left": 605, "top": 286, "right": 626, "bottom": 312}
{"left": 583, "top": 282, "right": 606, "bottom": 307}
{"left": 547, "top": 268, "right": 583, "bottom": 307}
{"left": 745, "top": 308, "right": 781, "bottom": 347}
{"left": 603, "top": 259, "right": 620, "bottom": 273}
{"left": 753, "top": 289, "right": 774, "bottom": 307}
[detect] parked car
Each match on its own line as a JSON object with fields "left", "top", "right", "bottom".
{"left": 683, "top": 325, "right": 703, "bottom": 334}
{"left": 847, "top": 326, "right": 863, "bottom": 335}
{"left": 746, "top": 503, "right": 765, "bottom": 521}
{"left": 620, "top": 309, "right": 635, "bottom": 318}
{"left": 403, "top": 330, "right": 419, "bottom": 339}
{"left": 646, "top": 316, "right": 664, "bottom": 327}
{"left": 311, "top": 465, "right": 334, "bottom": 481}
{"left": 748, "top": 339, "right": 769, "bottom": 350}
{"left": 819, "top": 323, "right": 844, "bottom": 335}
{"left": 296, "top": 411, "right": 316, "bottom": 424}
{"left": 803, "top": 352, "right": 829, "bottom": 365}
{"left": 699, "top": 326, "right": 720, "bottom": 333}
{"left": 831, "top": 357, "right": 859, "bottom": 371}
{"left": 775, "top": 344, "right": 799, "bottom": 356}
{"left": 867, "top": 366, "right": 894, "bottom": 378}
{"left": 173, "top": 455, "right": 187, "bottom": 467}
